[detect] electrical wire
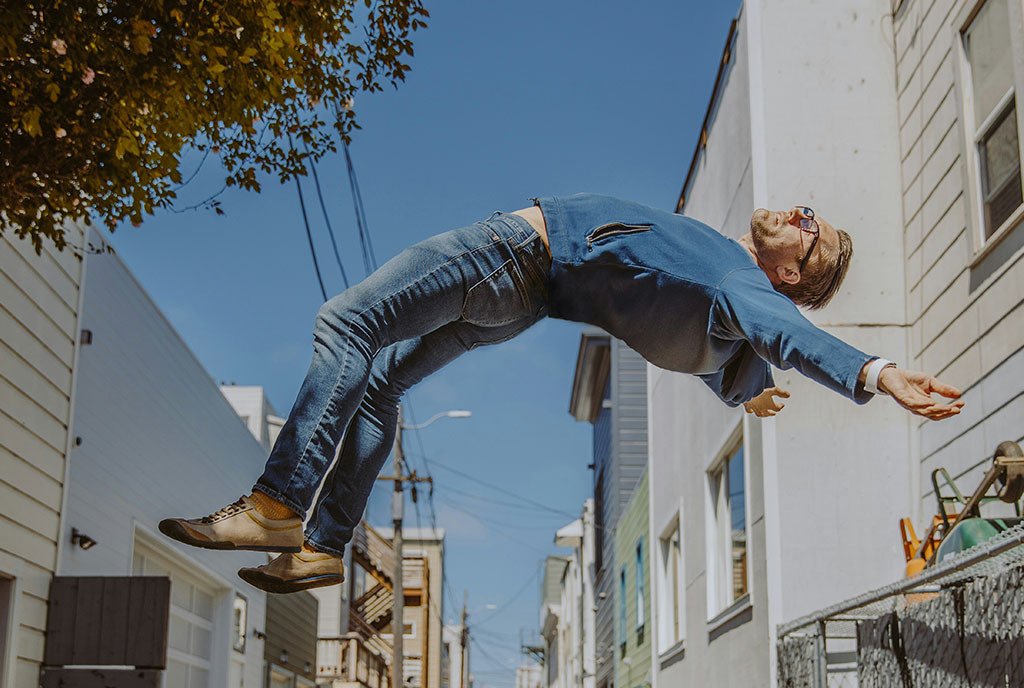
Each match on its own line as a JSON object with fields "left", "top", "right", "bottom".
{"left": 304, "top": 142, "right": 351, "bottom": 290}
{"left": 420, "top": 456, "right": 580, "bottom": 520}
{"left": 287, "top": 133, "right": 328, "bottom": 301}
{"left": 342, "top": 141, "right": 379, "bottom": 275}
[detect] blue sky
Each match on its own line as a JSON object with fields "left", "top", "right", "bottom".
{"left": 110, "top": 1, "right": 741, "bottom": 684}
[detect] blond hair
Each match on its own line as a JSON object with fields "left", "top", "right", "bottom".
{"left": 777, "top": 228, "right": 854, "bottom": 310}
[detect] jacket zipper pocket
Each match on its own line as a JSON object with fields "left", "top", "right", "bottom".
{"left": 586, "top": 222, "right": 653, "bottom": 251}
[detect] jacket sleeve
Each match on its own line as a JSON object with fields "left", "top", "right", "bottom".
{"left": 698, "top": 344, "right": 775, "bottom": 407}
{"left": 714, "top": 270, "right": 875, "bottom": 404}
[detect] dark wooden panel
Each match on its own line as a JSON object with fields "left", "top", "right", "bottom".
{"left": 98, "top": 577, "right": 130, "bottom": 665}
{"left": 44, "top": 577, "right": 77, "bottom": 666}
{"left": 41, "top": 668, "right": 161, "bottom": 688}
{"left": 126, "top": 577, "right": 170, "bottom": 669}
{"left": 43, "top": 577, "right": 169, "bottom": 669}
{"left": 71, "top": 578, "right": 104, "bottom": 665}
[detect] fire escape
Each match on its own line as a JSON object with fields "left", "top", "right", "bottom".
{"left": 318, "top": 521, "right": 395, "bottom": 688}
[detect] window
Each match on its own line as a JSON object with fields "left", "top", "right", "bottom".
{"left": 618, "top": 568, "right": 627, "bottom": 656}
{"left": 657, "top": 520, "right": 685, "bottom": 652}
{"left": 708, "top": 440, "right": 748, "bottom": 616}
{"left": 0, "top": 575, "right": 12, "bottom": 687}
{"left": 635, "top": 539, "right": 645, "bottom": 644}
{"left": 383, "top": 620, "right": 415, "bottom": 638}
{"left": 232, "top": 594, "right": 247, "bottom": 653}
{"left": 594, "top": 468, "right": 606, "bottom": 574}
{"left": 957, "top": 0, "right": 1024, "bottom": 249}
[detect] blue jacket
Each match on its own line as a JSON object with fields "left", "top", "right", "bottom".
{"left": 532, "top": 193, "right": 875, "bottom": 406}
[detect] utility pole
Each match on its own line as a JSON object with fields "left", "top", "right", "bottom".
{"left": 460, "top": 590, "right": 468, "bottom": 688}
{"left": 378, "top": 403, "right": 436, "bottom": 688}
{"left": 377, "top": 405, "right": 468, "bottom": 688}
{"left": 390, "top": 403, "right": 405, "bottom": 688}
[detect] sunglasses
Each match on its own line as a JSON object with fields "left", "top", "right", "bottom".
{"left": 794, "top": 206, "right": 820, "bottom": 273}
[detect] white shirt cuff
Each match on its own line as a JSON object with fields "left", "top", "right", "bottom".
{"left": 864, "top": 358, "right": 895, "bottom": 395}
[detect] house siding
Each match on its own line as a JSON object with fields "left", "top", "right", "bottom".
{"left": 593, "top": 339, "right": 649, "bottom": 688}
{"left": 893, "top": 0, "right": 1024, "bottom": 516}
{"left": 57, "top": 238, "right": 270, "bottom": 688}
{"left": 614, "top": 472, "right": 651, "bottom": 688}
{"left": 0, "top": 226, "right": 85, "bottom": 688}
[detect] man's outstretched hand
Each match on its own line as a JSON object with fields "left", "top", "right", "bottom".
{"left": 744, "top": 386, "right": 790, "bottom": 417}
{"left": 877, "top": 368, "right": 964, "bottom": 421}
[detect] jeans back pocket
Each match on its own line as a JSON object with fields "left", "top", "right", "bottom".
{"left": 461, "top": 259, "right": 531, "bottom": 327}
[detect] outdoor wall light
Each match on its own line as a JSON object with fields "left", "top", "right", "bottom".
{"left": 279, "top": 649, "right": 289, "bottom": 664}
{"left": 71, "top": 528, "right": 97, "bottom": 550}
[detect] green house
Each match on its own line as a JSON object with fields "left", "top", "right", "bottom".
{"left": 614, "top": 468, "right": 651, "bottom": 688}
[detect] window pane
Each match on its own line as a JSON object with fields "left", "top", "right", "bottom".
{"left": 965, "top": 0, "right": 1014, "bottom": 124}
{"left": 670, "top": 529, "right": 681, "bottom": 641}
{"left": 981, "top": 103, "right": 1022, "bottom": 235}
{"left": 167, "top": 660, "right": 189, "bottom": 688}
{"left": 194, "top": 588, "right": 214, "bottom": 621}
{"left": 635, "top": 540, "right": 645, "bottom": 629}
{"left": 169, "top": 615, "right": 190, "bottom": 653}
{"left": 191, "top": 625, "right": 212, "bottom": 660}
{"left": 619, "top": 569, "right": 627, "bottom": 645}
{"left": 727, "top": 446, "right": 748, "bottom": 600}
{"left": 190, "top": 666, "right": 209, "bottom": 688}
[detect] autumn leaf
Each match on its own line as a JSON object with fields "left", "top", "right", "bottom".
{"left": 1, "top": 0, "right": 430, "bottom": 251}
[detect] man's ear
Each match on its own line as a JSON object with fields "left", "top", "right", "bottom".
{"left": 776, "top": 264, "right": 801, "bottom": 285}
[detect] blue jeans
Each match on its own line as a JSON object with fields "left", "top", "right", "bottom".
{"left": 253, "top": 211, "right": 552, "bottom": 556}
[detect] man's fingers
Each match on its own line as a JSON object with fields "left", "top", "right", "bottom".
{"left": 775, "top": 388, "right": 791, "bottom": 399}
{"left": 926, "top": 377, "right": 962, "bottom": 399}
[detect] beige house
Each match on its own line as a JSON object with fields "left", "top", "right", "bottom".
{"left": 893, "top": 0, "right": 1024, "bottom": 524}
{"left": 0, "top": 224, "right": 87, "bottom": 688}
{"left": 377, "top": 527, "right": 446, "bottom": 688}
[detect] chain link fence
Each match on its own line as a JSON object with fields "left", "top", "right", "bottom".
{"left": 777, "top": 523, "right": 1024, "bottom": 688}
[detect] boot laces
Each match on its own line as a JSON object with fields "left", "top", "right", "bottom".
{"left": 199, "top": 496, "right": 248, "bottom": 523}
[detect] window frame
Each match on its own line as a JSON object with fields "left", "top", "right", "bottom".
{"left": 656, "top": 512, "right": 686, "bottom": 656}
{"left": 618, "top": 566, "right": 627, "bottom": 657}
{"left": 0, "top": 556, "right": 22, "bottom": 688}
{"left": 705, "top": 425, "right": 750, "bottom": 621}
{"left": 952, "top": 0, "right": 1024, "bottom": 262}
{"left": 635, "top": 537, "right": 645, "bottom": 642}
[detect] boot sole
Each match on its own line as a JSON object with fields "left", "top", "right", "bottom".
{"left": 158, "top": 519, "right": 302, "bottom": 554}
{"left": 237, "top": 567, "right": 345, "bottom": 594}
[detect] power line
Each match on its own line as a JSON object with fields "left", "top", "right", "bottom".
{"left": 287, "top": 133, "right": 328, "bottom": 302}
{"left": 473, "top": 567, "right": 540, "bottom": 627}
{"left": 342, "top": 141, "right": 378, "bottom": 275}
{"left": 421, "top": 456, "right": 580, "bottom": 520}
{"left": 303, "top": 142, "right": 351, "bottom": 290}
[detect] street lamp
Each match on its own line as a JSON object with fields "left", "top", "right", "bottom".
{"left": 401, "top": 409, "right": 472, "bottom": 431}
{"left": 388, "top": 404, "right": 470, "bottom": 688}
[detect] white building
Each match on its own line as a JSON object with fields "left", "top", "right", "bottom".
{"left": 648, "top": 0, "right": 1024, "bottom": 686}
{"left": 542, "top": 500, "right": 596, "bottom": 688}
{"left": 220, "top": 385, "right": 285, "bottom": 452}
{"left": 441, "top": 623, "right": 469, "bottom": 688}
{"left": 0, "top": 221, "right": 86, "bottom": 688}
{"left": 514, "top": 663, "right": 541, "bottom": 688}
{"left": 57, "top": 232, "right": 272, "bottom": 688}
{"left": 648, "top": 1, "right": 914, "bottom": 686}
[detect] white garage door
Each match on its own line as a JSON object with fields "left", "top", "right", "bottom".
{"left": 133, "top": 541, "right": 217, "bottom": 688}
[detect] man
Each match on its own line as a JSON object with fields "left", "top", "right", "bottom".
{"left": 160, "top": 193, "right": 963, "bottom": 593}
